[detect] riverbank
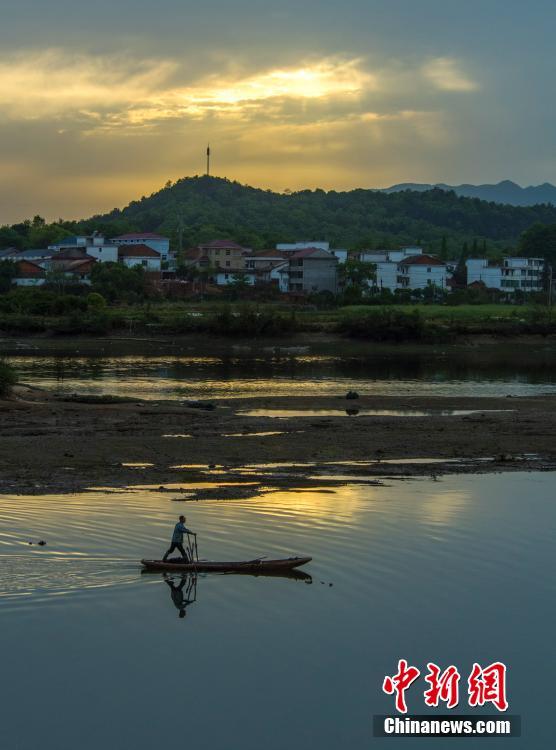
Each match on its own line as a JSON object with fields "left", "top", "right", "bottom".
{"left": 1, "top": 301, "right": 555, "bottom": 342}
{"left": 2, "top": 387, "right": 555, "bottom": 495}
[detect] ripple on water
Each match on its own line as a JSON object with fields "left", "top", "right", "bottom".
{"left": 0, "top": 473, "right": 555, "bottom": 612}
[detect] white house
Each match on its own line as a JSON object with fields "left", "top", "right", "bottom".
{"left": 466, "top": 259, "right": 503, "bottom": 289}
{"left": 359, "top": 246, "right": 425, "bottom": 265}
{"left": 501, "top": 257, "right": 544, "bottom": 291}
{"left": 396, "top": 254, "right": 448, "bottom": 290}
{"left": 111, "top": 233, "right": 170, "bottom": 264}
{"left": 49, "top": 234, "right": 119, "bottom": 263}
{"left": 466, "top": 257, "right": 544, "bottom": 292}
{"left": 215, "top": 251, "right": 289, "bottom": 291}
{"left": 358, "top": 247, "right": 449, "bottom": 291}
{"left": 241, "top": 250, "right": 290, "bottom": 291}
{"left": 118, "top": 244, "right": 162, "bottom": 271}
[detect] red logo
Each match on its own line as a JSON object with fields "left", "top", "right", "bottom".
{"left": 382, "top": 659, "right": 421, "bottom": 714}
{"left": 468, "top": 662, "right": 508, "bottom": 712}
{"left": 382, "top": 660, "right": 508, "bottom": 714}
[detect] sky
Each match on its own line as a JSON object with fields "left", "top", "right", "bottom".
{"left": 0, "top": 0, "right": 555, "bottom": 223}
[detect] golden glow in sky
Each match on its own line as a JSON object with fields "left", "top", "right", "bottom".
{"left": 1, "top": 0, "right": 555, "bottom": 224}
{"left": 0, "top": 47, "right": 479, "bottom": 222}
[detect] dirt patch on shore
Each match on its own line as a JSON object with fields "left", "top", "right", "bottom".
{"left": 1, "top": 387, "right": 555, "bottom": 495}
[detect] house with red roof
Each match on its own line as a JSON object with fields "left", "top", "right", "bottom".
{"left": 13, "top": 260, "right": 46, "bottom": 286}
{"left": 118, "top": 244, "right": 162, "bottom": 271}
{"left": 111, "top": 233, "right": 170, "bottom": 264}
{"left": 357, "top": 246, "right": 450, "bottom": 291}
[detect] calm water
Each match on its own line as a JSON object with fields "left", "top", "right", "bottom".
{"left": 4, "top": 338, "right": 556, "bottom": 398}
{"left": 0, "top": 473, "right": 554, "bottom": 749}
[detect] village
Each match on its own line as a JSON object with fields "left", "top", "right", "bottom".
{"left": 0, "top": 231, "right": 546, "bottom": 300}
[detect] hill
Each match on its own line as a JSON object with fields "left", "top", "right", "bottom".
{"left": 4, "top": 176, "right": 556, "bottom": 255}
{"left": 80, "top": 176, "right": 556, "bottom": 254}
{"left": 383, "top": 180, "right": 556, "bottom": 207}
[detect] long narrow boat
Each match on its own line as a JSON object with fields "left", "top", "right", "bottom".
{"left": 140, "top": 555, "right": 311, "bottom": 573}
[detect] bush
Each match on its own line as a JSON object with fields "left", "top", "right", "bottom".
{"left": 86, "top": 292, "right": 107, "bottom": 310}
{"left": 51, "top": 311, "right": 112, "bottom": 335}
{"left": 0, "top": 313, "right": 48, "bottom": 333}
{"left": 0, "top": 360, "right": 17, "bottom": 396}
{"left": 339, "top": 308, "right": 429, "bottom": 342}
{"left": 51, "top": 295, "right": 88, "bottom": 315}
{"left": 90, "top": 263, "right": 149, "bottom": 302}
{"left": 207, "top": 305, "right": 299, "bottom": 337}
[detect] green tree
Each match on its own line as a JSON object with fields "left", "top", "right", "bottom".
{"left": 519, "top": 223, "right": 556, "bottom": 265}
{"left": 439, "top": 236, "right": 448, "bottom": 259}
{"left": 90, "top": 263, "right": 148, "bottom": 302}
{"left": 0, "top": 260, "right": 16, "bottom": 292}
{"left": 340, "top": 260, "right": 376, "bottom": 287}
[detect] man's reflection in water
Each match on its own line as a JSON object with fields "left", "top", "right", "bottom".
{"left": 164, "top": 574, "right": 197, "bottom": 619}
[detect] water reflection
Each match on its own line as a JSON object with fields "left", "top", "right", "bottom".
{"left": 164, "top": 574, "right": 197, "bottom": 619}
{"left": 238, "top": 408, "right": 513, "bottom": 418}
{"left": 1, "top": 476, "right": 555, "bottom": 748}
{"left": 7, "top": 340, "right": 556, "bottom": 398}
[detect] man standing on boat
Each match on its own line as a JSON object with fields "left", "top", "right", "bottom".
{"left": 162, "top": 515, "right": 196, "bottom": 562}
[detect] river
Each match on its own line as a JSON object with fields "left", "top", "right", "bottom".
{"left": 0, "top": 472, "right": 554, "bottom": 749}
{"left": 3, "top": 336, "right": 556, "bottom": 398}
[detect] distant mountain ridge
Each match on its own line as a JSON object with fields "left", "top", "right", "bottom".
{"left": 382, "top": 180, "right": 556, "bottom": 207}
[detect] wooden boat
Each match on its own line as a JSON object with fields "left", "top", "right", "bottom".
{"left": 140, "top": 555, "right": 311, "bottom": 573}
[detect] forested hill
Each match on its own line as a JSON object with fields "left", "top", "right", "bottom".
{"left": 4, "top": 176, "right": 556, "bottom": 254}
{"left": 82, "top": 177, "right": 556, "bottom": 253}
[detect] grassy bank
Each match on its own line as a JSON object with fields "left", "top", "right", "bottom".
{"left": 336, "top": 304, "right": 556, "bottom": 341}
{"left": 0, "top": 301, "right": 555, "bottom": 341}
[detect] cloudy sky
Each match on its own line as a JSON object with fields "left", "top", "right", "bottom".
{"left": 0, "top": 0, "right": 554, "bottom": 222}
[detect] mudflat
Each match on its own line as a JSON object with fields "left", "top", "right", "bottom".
{"left": 1, "top": 386, "right": 555, "bottom": 495}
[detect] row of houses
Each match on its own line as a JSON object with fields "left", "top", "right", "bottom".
{"left": 184, "top": 240, "right": 546, "bottom": 295}
{"left": 358, "top": 247, "right": 545, "bottom": 294}
{"left": 1, "top": 232, "right": 170, "bottom": 285}
{"left": 0, "top": 230, "right": 547, "bottom": 295}
{"left": 181, "top": 239, "right": 344, "bottom": 294}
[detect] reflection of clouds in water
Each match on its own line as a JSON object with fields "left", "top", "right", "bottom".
{"left": 8, "top": 353, "right": 556, "bottom": 400}
{"left": 418, "top": 489, "right": 472, "bottom": 528}
{"left": 0, "top": 475, "right": 547, "bottom": 613}
{"left": 249, "top": 485, "right": 374, "bottom": 526}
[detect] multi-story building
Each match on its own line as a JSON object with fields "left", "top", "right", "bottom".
{"left": 49, "top": 234, "right": 119, "bottom": 262}
{"left": 287, "top": 247, "right": 339, "bottom": 294}
{"left": 396, "top": 254, "right": 448, "bottom": 290}
{"left": 111, "top": 233, "right": 171, "bottom": 264}
{"left": 184, "top": 239, "right": 250, "bottom": 273}
{"left": 277, "top": 241, "right": 348, "bottom": 264}
{"left": 243, "top": 250, "right": 290, "bottom": 291}
{"left": 358, "top": 247, "right": 449, "bottom": 291}
{"left": 466, "top": 257, "right": 544, "bottom": 292}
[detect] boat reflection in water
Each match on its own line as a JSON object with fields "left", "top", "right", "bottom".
{"left": 147, "top": 567, "right": 313, "bottom": 620}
